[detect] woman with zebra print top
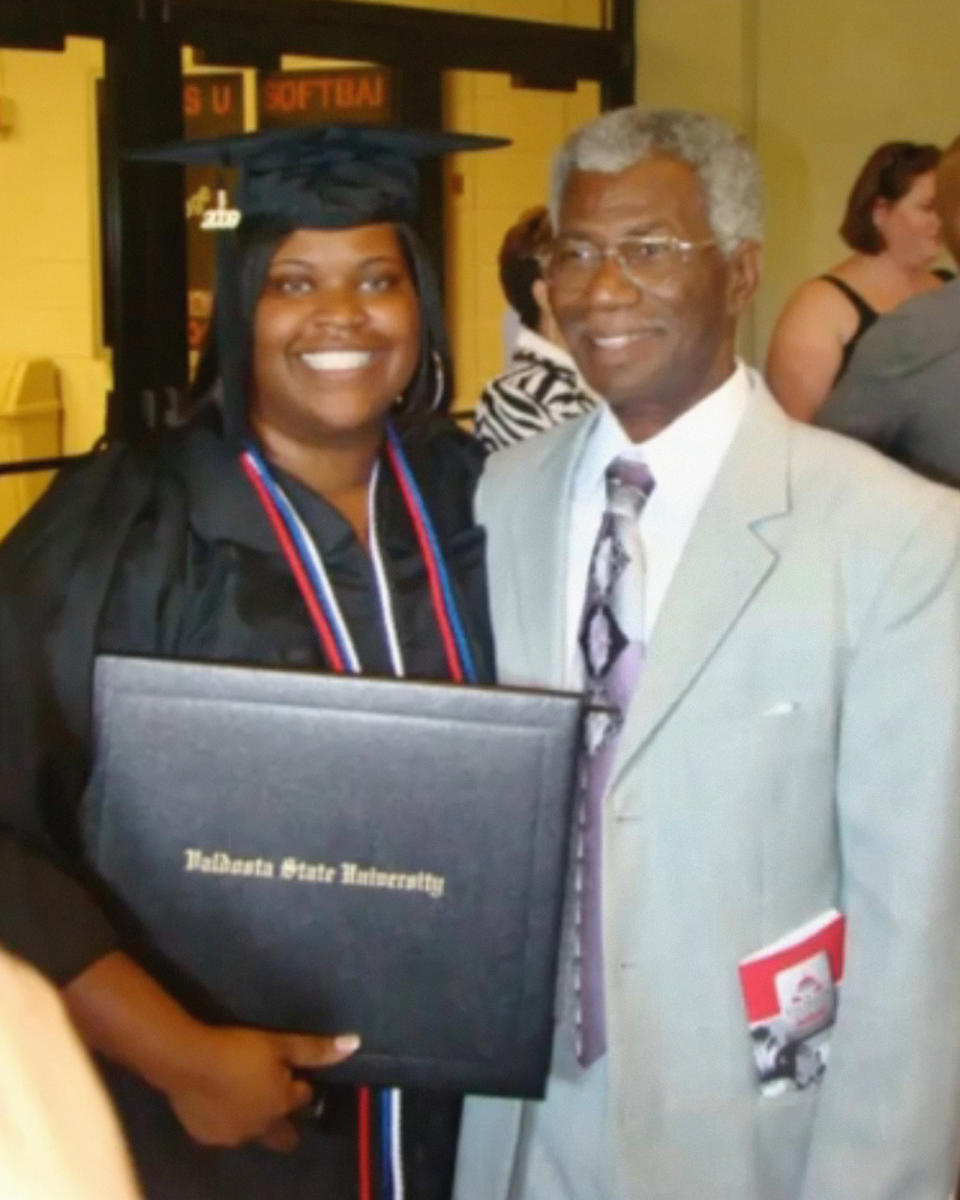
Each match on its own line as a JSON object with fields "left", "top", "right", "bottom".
{"left": 474, "top": 206, "right": 595, "bottom": 451}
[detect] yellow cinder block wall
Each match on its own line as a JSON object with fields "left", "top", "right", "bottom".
{"left": 444, "top": 68, "right": 600, "bottom": 414}
{"left": 635, "top": 0, "right": 960, "bottom": 364}
{"left": 0, "top": 37, "right": 109, "bottom": 456}
{"left": 0, "top": 39, "right": 255, "bottom": 472}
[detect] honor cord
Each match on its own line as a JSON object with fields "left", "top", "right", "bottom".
{"left": 380, "top": 1088, "right": 405, "bottom": 1200}
{"left": 358, "top": 1086, "right": 373, "bottom": 1200}
{"left": 241, "top": 423, "right": 475, "bottom": 1199}
{"left": 367, "top": 461, "right": 405, "bottom": 679}
{"left": 240, "top": 451, "right": 356, "bottom": 672}
{"left": 385, "top": 423, "right": 477, "bottom": 685}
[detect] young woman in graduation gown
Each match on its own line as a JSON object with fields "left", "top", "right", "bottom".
{"left": 0, "top": 127, "right": 499, "bottom": 1200}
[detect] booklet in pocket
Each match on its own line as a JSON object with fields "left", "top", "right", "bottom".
{"left": 738, "top": 909, "right": 846, "bottom": 1096}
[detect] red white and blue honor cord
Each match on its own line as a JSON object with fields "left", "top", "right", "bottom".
{"left": 240, "top": 421, "right": 476, "bottom": 1200}
{"left": 382, "top": 424, "right": 477, "bottom": 685}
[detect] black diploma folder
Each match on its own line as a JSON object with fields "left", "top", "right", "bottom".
{"left": 83, "top": 655, "right": 583, "bottom": 1098}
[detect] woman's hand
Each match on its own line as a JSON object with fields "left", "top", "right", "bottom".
{"left": 164, "top": 1025, "right": 360, "bottom": 1151}
{"left": 63, "top": 951, "right": 359, "bottom": 1154}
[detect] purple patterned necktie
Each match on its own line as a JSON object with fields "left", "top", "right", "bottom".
{"left": 574, "top": 456, "right": 655, "bottom": 1068}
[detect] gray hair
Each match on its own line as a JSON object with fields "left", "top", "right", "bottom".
{"left": 549, "top": 107, "right": 764, "bottom": 256}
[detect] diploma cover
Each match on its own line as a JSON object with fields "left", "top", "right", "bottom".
{"left": 83, "top": 654, "right": 583, "bottom": 1098}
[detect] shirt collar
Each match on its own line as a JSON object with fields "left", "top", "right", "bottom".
{"left": 573, "top": 361, "right": 752, "bottom": 501}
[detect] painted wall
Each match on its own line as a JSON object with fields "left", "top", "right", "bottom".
{"left": 0, "top": 37, "right": 108, "bottom": 457}
{"left": 635, "top": 0, "right": 959, "bottom": 361}
{"left": 443, "top": 69, "right": 600, "bottom": 412}
{"left": 754, "top": 0, "right": 959, "bottom": 355}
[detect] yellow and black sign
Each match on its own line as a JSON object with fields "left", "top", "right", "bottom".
{"left": 257, "top": 67, "right": 393, "bottom": 129}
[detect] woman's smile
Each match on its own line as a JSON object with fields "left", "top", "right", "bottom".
{"left": 297, "top": 349, "right": 376, "bottom": 372}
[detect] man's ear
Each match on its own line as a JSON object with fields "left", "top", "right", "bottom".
{"left": 725, "top": 240, "right": 762, "bottom": 317}
{"left": 531, "top": 276, "right": 567, "bottom": 347}
{"left": 531, "top": 277, "right": 551, "bottom": 320}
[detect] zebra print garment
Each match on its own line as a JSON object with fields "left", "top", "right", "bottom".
{"left": 474, "top": 327, "right": 596, "bottom": 452}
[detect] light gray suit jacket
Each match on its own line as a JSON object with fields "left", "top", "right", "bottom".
{"left": 456, "top": 381, "right": 960, "bottom": 1200}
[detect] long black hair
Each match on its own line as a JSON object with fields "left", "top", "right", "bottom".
{"left": 189, "top": 219, "right": 453, "bottom": 444}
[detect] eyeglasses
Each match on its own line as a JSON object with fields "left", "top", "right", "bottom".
{"left": 544, "top": 234, "right": 717, "bottom": 291}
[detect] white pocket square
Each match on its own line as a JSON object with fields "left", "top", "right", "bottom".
{"left": 763, "top": 700, "right": 799, "bottom": 717}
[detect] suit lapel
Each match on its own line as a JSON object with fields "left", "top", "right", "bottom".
{"left": 610, "top": 388, "right": 792, "bottom": 804}
{"left": 499, "top": 412, "right": 601, "bottom": 685}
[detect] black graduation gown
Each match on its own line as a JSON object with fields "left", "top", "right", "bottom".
{"left": 0, "top": 412, "right": 494, "bottom": 1200}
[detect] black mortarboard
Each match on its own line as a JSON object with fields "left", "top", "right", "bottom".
{"left": 131, "top": 124, "right": 507, "bottom": 229}
{"left": 130, "top": 124, "right": 508, "bottom": 442}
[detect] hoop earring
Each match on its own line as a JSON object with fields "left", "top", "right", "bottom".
{"left": 430, "top": 350, "right": 445, "bottom": 413}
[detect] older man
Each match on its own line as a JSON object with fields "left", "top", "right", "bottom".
{"left": 816, "top": 135, "right": 960, "bottom": 484}
{"left": 455, "top": 107, "right": 960, "bottom": 1200}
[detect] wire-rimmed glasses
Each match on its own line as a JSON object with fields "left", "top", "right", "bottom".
{"left": 543, "top": 234, "right": 717, "bottom": 291}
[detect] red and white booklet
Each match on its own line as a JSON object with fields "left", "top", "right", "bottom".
{"left": 738, "top": 909, "right": 846, "bottom": 1096}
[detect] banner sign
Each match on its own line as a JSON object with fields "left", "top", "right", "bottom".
{"left": 258, "top": 67, "right": 393, "bottom": 128}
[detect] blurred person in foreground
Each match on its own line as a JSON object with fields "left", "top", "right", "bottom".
{"left": 474, "top": 205, "right": 594, "bottom": 450}
{"left": 816, "top": 135, "right": 960, "bottom": 485}
{"left": 0, "top": 946, "right": 140, "bottom": 1200}
{"left": 454, "top": 106, "right": 960, "bottom": 1200}
{"left": 766, "top": 140, "right": 949, "bottom": 421}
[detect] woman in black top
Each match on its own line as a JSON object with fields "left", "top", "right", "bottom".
{"left": 0, "top": 125, "right": 502, "bottom": 1200}
{"left": 766, "top": 140, "right": 949, "bottom": 421}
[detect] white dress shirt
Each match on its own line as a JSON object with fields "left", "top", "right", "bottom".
{"left": 564, "top": 362, "right": 753, "bottom": 687}
{"left": 509, "top": 363, "right": 754, "bottom": 1200}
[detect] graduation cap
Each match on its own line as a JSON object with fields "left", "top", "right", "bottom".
{"left": 130, "top": 123, "right": 509, "bottom": 440}
{"left": 132, "top": 123, "right": 508, "bottom": 229}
